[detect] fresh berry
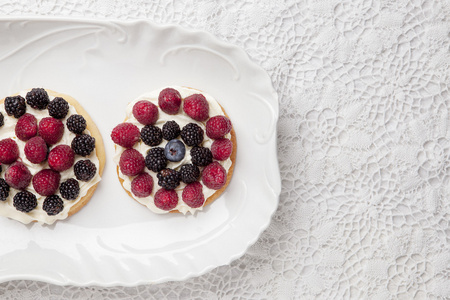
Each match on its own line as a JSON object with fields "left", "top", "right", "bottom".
{"left": 0, "top": 112, "right": 4, "bottom": 127}
{"left": 24, "top": 136, "right": 48, "bottom": 164}
{"left": 48, "top": 97, "right": 69, "bottom": 119}
{"left": 74, "top": 159, "right": 97, "bottom": 181}
{"left": 190, "top": 146, "right": 213, "bottom": 166}
{"left": 202, "top": 161, "right": 227, "bottom": 190}
{"left": 0, "top": 138, "right": 19, "bottom": 164}
{"left": 66, "top": 114, "right": 87, "bottom": 134}
{"left": 154, "top": 188, "right": 178, "bottom": 211}
{"left": 43, "top": 195, "right": 64, "bottom": 216}
{"left": 157, "top": 168, "right": 181, "bottom": 190}
{"left": 164, "top": 139, "right": 186, "bottom": 162}
{"left": 211, "top": 138, "right": 233, "bottom": 160}
{"left": 145, "top": 147, "right": 167, "bottom": 172}
{"left": 26, "top": 88, "right": 49, "bottom": 110}
{"left": 59, "top": 178, "right": 80, "bottom": 200}
{"left": 180, "top": 164, "right": 200, "bottom": 184}
{"left": 119, "top": 149, "right": 145, "bottom": 176}
{"left": 5, "top": 161, "right": 32, "bottom": 190}
{"left": 181, "top": 123, "right": 204, "bottom": 146}
{"left": 48, "top": 144, "right": 75, "bottom": 172}
{"left": 4, "top": 95, "right": 26, "bottom": 118}
{"left": 131, "top": 173, "right": 154, "bottom": 198}
{"left": 182, "top": 182, "right": 205, "bottom": 208}
{"left": 141, "top": 125, "right": 163, "bottom": 146}
{"left": 158, "top": 88, "right": 182, "bottom": 115}
{"left": 32, "top": 169, "right": 61, "bottom": 196}
{"left": 132, "top": 100, "right": 159, "bottom": 125}
{"left": 111, "top": 123, "right": 140, "bottom": 148}
{"left": 162, "top": 120, "right": 180, "bottom": 140}
{"left": 206, "top": 115, "right": 232, "bottom": 139}
{"left": 38, "top": 117, "right": 64, "bottom": 145}
{"left": 71, "top": 134, "right": 95, "bottom": 156}
{"left": 0, "top": 178, "right": 10, "bottom": 201}
{"left": 13, "top": 191, "right": 37, "bottom": 213}
{"left": 183, "top": 94, "right": 209, "bottom": 121}
{"left": 15, "top": 113, "right": 38, "bottom": 141}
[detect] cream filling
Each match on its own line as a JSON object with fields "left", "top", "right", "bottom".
{"left": 0, "top": 91, "right": 101, "bottom": 225}
{"left": 113, "top": 86, "right": 232, "bottom": 215}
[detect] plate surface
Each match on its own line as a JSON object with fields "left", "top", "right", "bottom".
{"left": 0, "top": 18, "right": 280, "bottom": 286}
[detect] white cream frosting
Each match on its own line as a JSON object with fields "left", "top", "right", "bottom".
{"left": 113, "top": 86, "right": 232, "bottom": 215}
{"left": 0, "top": 90, "right": 101, "bottom": 225}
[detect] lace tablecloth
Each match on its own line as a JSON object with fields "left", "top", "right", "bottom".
{"left": 1, "top": 0, "right": 449, "bottom": 299}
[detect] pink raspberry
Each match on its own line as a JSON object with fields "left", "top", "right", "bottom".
{"left": 15, "top": 113, "right": 37, "bottom": 141}
{"left": 24, "top": 136, "right": 48, "bottom": 164}
{"left": 183, "top": 94, "right": 209, "bottom": 121}
{"left": 154, "top": 188, "right": 178, "bottom": 211}
{"left": 38, "top": 117, "right": 64, "bottom": 145}
{"left": 111, "top": 123, "right": 140, "bottom": 148}
{"left": 32, "top": 169, "right": 61, "bottom": 196}
{"left": 0, "top": 138, "right": 19, "bottom": 164}
{"left": 119, "top": 148, "right": 145, "bottom": 176}
{"left": 211, "top": 138, "right": 233, "bottom": 160}
{"left": 5, "top": 161, "right": 32, "bottom": 190}
{"left": 48, "top": 144, "right": 75, "bottom": 172}
{"left": 182, "top": 182, "right": 205, "bottom": 208}
{"left": 132, "top": 100, "right": 159, "bottom": 125}
{"left": 158, "top": 88, "right": 182, "bottom": 115}
{"left": 202, "top": 161, "right": 227, "bottom": 190}
{"left": 131, "top": 172, "right": 154, "bottom": 198}
{"left": 206, "top": 115, "right": 232, "bottom": 139}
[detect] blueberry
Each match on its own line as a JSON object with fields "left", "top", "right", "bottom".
{"left": 164, "top": 139, "right": 186, "bottom": 162}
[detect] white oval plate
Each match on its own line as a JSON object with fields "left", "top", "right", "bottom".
{"left": 0, "top": 18, "right": 280, "bottom": 286}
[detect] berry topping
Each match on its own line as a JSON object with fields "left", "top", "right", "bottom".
{"left": 26, "top": 88, "right": 49, "bottom": 110}
{"left": 162, "top": 120, "right": 181, "bottom": 141}
{"left": 131, "top": 173, "right": 154, "bottom": 198}
{"left": 0, "top": 112, "right": 4, "bottom": 127}
{"left": 180, "top": 164, "right": 200, "bottom": 184}
{"left": 48, "top": 144, "right": 75, "bottom": 172}
{"left": 24, "top": 136, "right": 48, "bottom": 164}
{"left": 5, "top": 161, "right": 32, "bottom": 190}
{"left": 158, "top": 88, "right": 182, "bottom": 115}
{"left": 202, "top": 161, "right": 227, "bottom": 190}
{"left": 59, "top": 178, "right": 80, "bottom": 200}
{"left": 4, "top": 95, "right": 26, "bottom": 118}
{"left": 119, "top": 148, "right": 145, "bottom": 176}
{"left": 74, "top": 159, "right": 97, "bottom": 181}
{"left": 132, "top": 100, "right": 159, "bottom": 125}
{"left": 164, "top": 139, "right": 186, "bottom": 162}
{"left": 154, "top": 188, "right": 178, "bottom": 211}
{"left": 0, "top": 138, "right": 19, "bottom": 164}
{"left": 48, "top": 97, "right": 69, "bottom": 119}
{"left": 32, "top": 169, "right": 61, "bottom": 196}
{"left": 0, "top": 178, "right": 10, "bottom": 201}
{"left": 13, "top": 191, "right": 37, "bottom": 213}
{"left": 157, "top": 168, "right": 181, "bottom": 190}
{"left": 145, "top": 147, "right": 167, "bottom": 172}
{"left": 111, "top": 123, "right": 140, "bottom": 148}
{"left": 183, "top": 94, "right": 209, "bottom": 121}
{"left": 38, "top": 117, "right": 64, "bottom": 145}
{"left": 211, "top": 138, "right": 233, "bottom": 160}
{"left": 181, "top": 123, "right": 204, "bottom": 146}
{"left": 190, "top": 146, "right": 213, "bottom": 166}
{"left": 182, "top": 182, "right": 205, "bottom": 208}
{"left": 71, "top": 134, "right": 95, "bottom": 157}
{"left": 66, "top": 114, "right": 87, "bottom": 134}
{"left": 141, "top": 125, "right": 163, "bottom": 146}
{"left": 43, "top": 195, "right": 64, "bottom": 216}
{"left": 206, "top": 115, "right": 232, "bottom": 139}
{"left": 15, "top": 113, "right": 38, "bottom": 141}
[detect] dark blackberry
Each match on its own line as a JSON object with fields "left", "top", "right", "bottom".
{"left": 4, "top": 95, "right": 26, "bottom": 118}
{"left": 190, "top": 146, "right": 213, "bottom": 166}
{"left": 59, "top": 178, "right": 80, "bottom": 200}
{"left": 43, "top": 195, "right": 64, "bottom": 216}
{"left": 180, "top": 164, "right": 200, "bottom": 184}
{"left": 0, "top": 178, "right": 10, "bottom": 201}
{"left": 71, "top": 134, "right": 95, "bottom": 156}
{"left": 181, "top": 123, "right": 204, "bottom": 146}
{"left": 66, "top": 114, "right": 87, "bottom": 134}
{"left": 145, "top": 147, "right": 167, "bottom": 172}
{"left": 48, "top": 97, "right": 69, "bottom": 119}
{"left": 26, "top": 88, "right": 49, "bottom": 110}
{"left": 141, "top": 125, "right": 163, "bottom": 146}
{"left": 13, "top": 191, "right": 37, "bottom": 213}
{"left": 0, "top": 112, "right": 3, "bottom": 127}
{"left": 162, "top": 121, "right": 181, "bottom": 141}
{"left": 74, "top": 159, "right": 97, "bottom": 182}
{"left": 157, "top": 168, "right": 181, "bottom": 190}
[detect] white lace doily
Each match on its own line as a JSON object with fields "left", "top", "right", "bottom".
{"left": 1, "top": 0, "right": 449, "bottom": 299}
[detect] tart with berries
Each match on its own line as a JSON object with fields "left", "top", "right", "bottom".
{"left": 112, "top": 86, "right": 236, "bottom": 214}
{"left": 0, "top": 88, "right": 105, "bottom": 224}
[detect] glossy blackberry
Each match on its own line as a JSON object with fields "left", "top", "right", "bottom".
{"left": 190, "top": 146, "right": 213, "bottom": 166}
{"left": 48, "top": 97, "right": 69, "bottom": 119}
{"left": 145, "top": 147, "right": 167, "bottom": 172}
{"left": 74, "top": 159, "right": 97, "bottom": 182}
{"left": 13, "top": 191, "right": 37, "bottom": 213}
{"left": 141, "top": 125, "right": 163, "bottom": 146}
{"left": 43, "top": 195, "right": 64, "bottom": 216}
{"left": 66, "top": 114, "right": 86, "bottom": 134}
{"left": 26, "top": 88, "right": 49, "bottom": 110}
{"left": 157, "top": 168, "right": 181, "bottom": 190}
{"left": 162, "top": 121, "right": 181, "bottom": 141}
{"left": 71, "top": 134, "right": 95, "bottom": 156}
{"left": 180, "top": 164, "right": 200, "bottom": 184}
{"left": 0, "top": 178, "right": 10, "bottom": 201}
{"left": 181, "top": 123, "right": 204, "bottom": 146}
{"left": 59, "top": 178, "right": 80, "bottom": 200}
{"left": 4, "top": 95, "right": 26, "bottom": 118}
{"left": 0, "top": 112, "right": 3, "bottom": 127}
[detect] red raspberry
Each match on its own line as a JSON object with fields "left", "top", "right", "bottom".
{"left": 119, "top": 148, "right": 145, "bottom": 176}
{"left": 15, "top": 113, "right": 37, "bottom": 141}
{"left": 131, "top": 172, "right": 154, "bottom": 198}
{"left": 132, "top": 100, "right": 159, "bottom": 125}
{"left": 206, "top": 115, "right": 232, "bottom": 139}
{"left": 183, "top": 94, "right": 209, "bottom": 121}
{"left": 202, "top": 161, "right": 227, "bottom": 190}
{"left": 182, "top": 182, "right": 205, "bottom": 208}
{"left": 158, "top": 88, "right": 182, "bottom": 115}
{"left": 38, "top": 117, "right": 64, "bottom": 145}
{"left": 0, "top": 138, "right": 19, "bottom": 164}
{"left": 24, "top": 136, "right": 48, "bottom": 164}
{"left": 111, "top": 123, "right": 140, "bottom": 148}
{"left": 5, "top": 161, "right": 32, "bottom": 190}
{"left": 48, "top": 144, "right": 75, "bottom": 172}
{"left": 32, "top": 169, "right": 61, "bottom": 196}
{"left": 154, "top": 188, "right": 178, "bottom": 211}
{"left": 211, "top": 138, "right": 233, "bottom": 160}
